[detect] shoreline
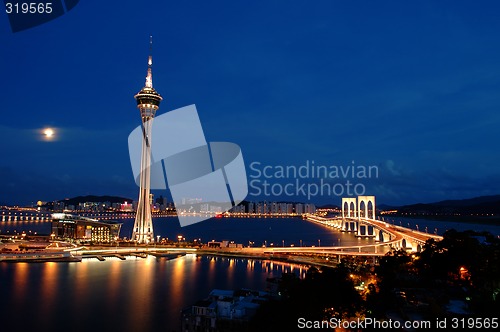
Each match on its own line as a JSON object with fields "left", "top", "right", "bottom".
{"left": 0, "top": 244, "right": 375, "bottom": 267}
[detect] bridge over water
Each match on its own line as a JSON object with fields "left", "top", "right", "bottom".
{"left": 302, "top": 195, "right": 442, "bottom": 255}
{"left": 304, "top": 214, "right": 442, "bottom": 254}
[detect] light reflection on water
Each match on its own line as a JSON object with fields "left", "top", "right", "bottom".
{"left": 11, "top": 262, "right": 28, "bottom": 307}
{"left": 0, "top": 255, "right": 306, "bottom": 332}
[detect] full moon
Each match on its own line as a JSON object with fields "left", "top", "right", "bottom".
{"left": 42, "top": 128, "right": 56, "bottom": 140}
{"left": 44, "top": 128, "right": 54, "bottom": 138}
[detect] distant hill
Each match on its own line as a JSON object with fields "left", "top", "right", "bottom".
{"left": 59, "top": 195, "right": 134, "bottom": 206}
{"left": 390, "top": 195, "right": 500, "bottom": 215}
{"left": 377, "top": 204, "right": 398, "bottom": 210}
{"left": 428, "top": 195, "right": 500, "bottom": 207}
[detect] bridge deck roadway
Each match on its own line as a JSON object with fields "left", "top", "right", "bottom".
{"left": 304, "top": 215, "right": 443, "bottom": 254}
{"left": 67, "top": 216, "right": 442, "bottom": 259}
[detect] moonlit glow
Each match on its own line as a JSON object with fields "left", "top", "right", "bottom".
{"left": 44, "top": 128, "right": 54, "bottom": 138}
{"left": 40, "top": 127, "right": 57, "bottom": 141}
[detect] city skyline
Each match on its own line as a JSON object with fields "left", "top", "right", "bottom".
{"left": 2, "top": 1, "right": 500, "bottom": 206}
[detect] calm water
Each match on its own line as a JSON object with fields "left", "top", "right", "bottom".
{"left": 0, "top": 255, "right": 306, "bottom": 332}
{"left": 0, "top": 216, "right": 376, "bottom": 247}
{"left": 1, "top": 216, "right": 499, "bottom": 331}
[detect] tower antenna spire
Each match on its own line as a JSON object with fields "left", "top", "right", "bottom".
{"left": 145, "top": 35, "right": 153, "bottom": 88}
{"left": 149, "top": 35, "right": 153, "bottom": 56}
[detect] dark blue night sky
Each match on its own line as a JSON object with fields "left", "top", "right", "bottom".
{"left": 1, "top": 0, "right": 500, "bottom": 206}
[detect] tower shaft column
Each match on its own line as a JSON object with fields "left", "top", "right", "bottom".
{"left": 133, "top": 117, "right": 154, "bottom": 242}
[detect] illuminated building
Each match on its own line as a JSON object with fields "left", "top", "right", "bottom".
{"left": 132, "top": 37, "right": 163, "bottom": 243}
{"left": 51, "top": 213, "right": 121, "bottom": 243}
{"left": 295, "top": 203, "right": 304, "bottom": 214}
{"left": 305, "top": 203, "right": 316, "bottom": 214}
{"left": 247, "top": 202, "right": 254, "bottom": 213}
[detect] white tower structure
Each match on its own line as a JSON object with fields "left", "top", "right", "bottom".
{"left": 132, "top": 36, "right": 163, "bottom": 243}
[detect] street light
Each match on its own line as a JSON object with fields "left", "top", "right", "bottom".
{"left": 318, "top": 239, "right": 321, "bottom": 247}
{"left": 282, "top": 240, "right": 285, "bottom": 247}
{"left": 300, "top": 239, "right": 302, "bottom": 247}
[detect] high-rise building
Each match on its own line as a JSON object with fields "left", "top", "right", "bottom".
{"left": 295, "top": 203, "right": 304, "bottom": 215}
{"left": 53, "top": 201, "right": 65, "bottom": 212}
{"left": 200, "top": 203, "right": 209, "bottom": 213}
{"left": 132, "top": 37, "right": 163, "bottom": 243}
{"left": 271, "top": 202, "right": 279, "bottom": 214}
{"left": 247, "top": 202, "right": 255, "bottom": 214}
{"left": 305, "top": 203, "right": 316, "bottom": 214}
{"left": 279, "top": 203, "right": 288, "bottom": 214}
{"left": 263, "top": 201, "right": 269, "bottom": 214}
{"left": 256, "top": 202, "right": 264, "bottom": 214}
